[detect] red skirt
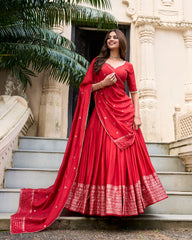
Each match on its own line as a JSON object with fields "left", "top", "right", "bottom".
{"left": 64, "top": 109, "right": 168, "bottom": 216}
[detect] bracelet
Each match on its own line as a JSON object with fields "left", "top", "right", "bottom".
{"left": 99, "top": 81, "right": 103, "bottom": 89}
{"left": 134, "top": 116, "right": 140, "bottom": 119}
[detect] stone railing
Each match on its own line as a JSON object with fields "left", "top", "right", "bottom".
{"left": 170, "top": 106, "right": 192, "bottom": 172}
{"left": 173, "top": 106, "right": 192, "bottom": 140}
{"left": 0, "top": 95, "right": 34, "bottom": 188}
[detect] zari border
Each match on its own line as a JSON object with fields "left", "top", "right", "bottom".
{"left": 65, "top": 172, "right": 168, "bottom": 217}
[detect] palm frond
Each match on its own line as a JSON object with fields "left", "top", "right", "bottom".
{"left": 0, "top": 1, "right": 116, "bottom": 29}
{"left": 0, "top": 0, "right": 116, "bottom": 89}
{"left": 76, "top": 0, "right": 112, "bottom": 9}
{"left": 71, "top": 5, "right": 117, "bottom": 28}
{"left": 0, "top": 41, "right": 89, "bottom": 88}
{"left": 0, "top": 23, "right": 76, "bottom": 50}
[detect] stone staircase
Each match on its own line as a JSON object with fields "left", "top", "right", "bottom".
{"left": 1, "top": 136, "right": 192, "bottom": 230}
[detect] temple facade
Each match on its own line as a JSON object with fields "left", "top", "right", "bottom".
{"left": 1, "top": 0, "right": 192, "bottom": 172}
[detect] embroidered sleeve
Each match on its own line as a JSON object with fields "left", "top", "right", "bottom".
{"left": 127, "top": 63, "right": 137, "bottom": 93}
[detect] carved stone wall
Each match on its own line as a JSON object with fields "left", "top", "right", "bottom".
{"left": 173, "top": 106, "right": 192, "bottom": 140}
{"left": 2, "top": 0, "right": 192, "bottom": 143}
{"left": 161, "top": 0, "right": 174, "bottom": 7}
{"left": 4, "top": 74, "right": 27, "bottom": 100}
{"left": 120, "top": 0, "right": 192, "bottom": 142}
{"left": 122, "top": 0, "right": 136, "bottom": 17}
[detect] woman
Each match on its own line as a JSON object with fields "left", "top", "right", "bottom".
{"left": 11, "top": 29, "right": 167, "bottom": 234}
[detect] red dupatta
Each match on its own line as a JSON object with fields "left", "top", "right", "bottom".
{"left": 94, "top": 62, "right": 136, "bottom": 149}
{"left": 10, "top": 60, "right": 95, "bottom": 234}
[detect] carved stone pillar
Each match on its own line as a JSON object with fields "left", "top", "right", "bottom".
{"left": 183, "top": 30, "right": 192, "bottom": 111}
{"left": 38, "top": 73, "right": 63, "bottom": 137}
{"left": 138, "top": 24, "right": 160, "bottom": 141}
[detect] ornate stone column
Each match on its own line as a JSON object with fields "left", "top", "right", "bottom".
{"left": 38, "top": 72, "right": 63, "bottom": 137}
{"left": 183, "top": 30, "right": 192, "bottom": 111}
{"left": 138, "top": 24, "right": 160, "bottom": 141}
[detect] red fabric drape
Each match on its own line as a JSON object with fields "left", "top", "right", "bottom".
{"left": 11, "top": 59, "right": 168, "bottom": 233}
{"left": 94, "top": 62, "right": 137, "bottom": 149}
{"left": 11, "top": 60, "right": 95, "bottom": 234}
{"left": 63, "top": 61, "right": 167, "bottom": 216}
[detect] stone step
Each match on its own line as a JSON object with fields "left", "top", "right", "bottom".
{"left": 145, "top": 191, "right": 192, "bottom": 215}
{"left": 146, "top": 142, "right": 169, "bottom": 155}
{"left": 0, "top": 189, "right": 192, "bottom": 215}
{"left": 18, "top": 137, "right": 169, "bottom": 155}
{"left": 13, "top": 150, "right": 63, "bottom": 169}
{"left": 2, "top": 213, "right": 192, "bottom": 231}
{"left": 4, "top": 168, "right": 192, "bottom": 191}
{"left": 5, "top": 168, "right": 57, "bottom": 189}
{"left": 0, "top": 189, "right": 20, "bottom": 213}
{"left": 13, "top": 150, "right": 184, "bottom": 172}
{"left": 158, "top": 172, "right": 192, "bottom": 192}
{"left": 151, "top": 155, "right": 184, "bottom": 172}
{"left": 18, "top": 136, "right": 68, "bottom": 152}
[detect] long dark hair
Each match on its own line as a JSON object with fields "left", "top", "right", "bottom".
{"left": 93, "top": 29, "right": 127, "bottom": 74}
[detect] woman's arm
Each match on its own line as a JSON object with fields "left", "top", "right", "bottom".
{"left": 92, "top": 73, "right": 117, "bottom": 92}
{"left": 92, "top": 81, "right": 104, "bottom": 92}
{"left": 131, "top": 92, "right": 142, "bottom": 130}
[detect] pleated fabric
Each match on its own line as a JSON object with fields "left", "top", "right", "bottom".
{"left": 65, "top": 109, "right": 168, "bottom": 216}
{"left": 10, "top": 59, "right": 168, "bottom": 234}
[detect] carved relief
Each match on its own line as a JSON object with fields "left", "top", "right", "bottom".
{"left": 122, "top": 0, "right": 136, "bottom": 17}
{"left": 135, "top": 16, "right": 160, "bottom": 28}
{"left": 138, "top": 24, "right": 156, "bottom": 42}
{"left": 158, "top": 0, "right": 182, "bottom": 22}
{"left": 173, "top": 107, "right": 192, "bottom": 172}
{"left": 178, "top": 113, "right": 192, "bottom": 139}
{"left": 4, "top": 74, "right": 27, "bottom": 100}
{"left": 138, "top": 24, "right": 155, "bottom": 44}
{"left": 135, "top": 15, "right": 192, "bottom": 31}
{"left": 140, "top": 99, "right": 157, "bottom": 110}
{"left": 173, "top": 107, "right": 192, "bottom": 140}
{"left": 183, "top": 30, "right": 192, "bottom": 48}
{"left": 161, "top": 0, "right": 174, "bottom": 7}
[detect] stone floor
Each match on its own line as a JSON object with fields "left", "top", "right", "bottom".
{"left": 0, "top": 228, "right": 192, "bottom": 240}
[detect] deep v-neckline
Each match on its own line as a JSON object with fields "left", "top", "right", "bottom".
{"left": 105, "top": 61, "right": 126, "bottom": 69}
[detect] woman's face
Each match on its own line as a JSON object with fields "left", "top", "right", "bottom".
{"left": 106, "top": 31, "right": 120, "bottom": 50}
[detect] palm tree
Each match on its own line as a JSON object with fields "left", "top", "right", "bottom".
{"left": 0, "top": 0, "right": 116, "bottom": 89}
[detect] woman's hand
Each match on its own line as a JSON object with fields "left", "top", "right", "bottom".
{"left": 102, "top": 73, "right": 117, "bottom": 87}
{"left": 92, "top": 73, "right": 117, "bottom": 92}
{"left": 133, "top": 116, "right": 142, "bottom": 130}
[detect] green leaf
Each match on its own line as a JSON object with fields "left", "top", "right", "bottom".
{"left": 0, "top": 0, "right": 116, "bottom": 89}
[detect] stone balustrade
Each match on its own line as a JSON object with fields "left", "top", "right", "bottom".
{"left": 170, "top": 106, "right": 192, "bottom": 172}
{"left": 0, "top": 95, "right": 34, "bottom": 188}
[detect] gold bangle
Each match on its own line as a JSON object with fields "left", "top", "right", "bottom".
{"left": 99, "top": 81, "right": 103, "bottom": 89}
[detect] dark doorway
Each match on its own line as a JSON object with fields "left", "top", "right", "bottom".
{"left": 67, "top": 25, "right": 130, "bottom": 136}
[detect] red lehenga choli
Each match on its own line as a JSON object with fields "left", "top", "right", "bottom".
{"left": 11, "top": 58, "right": 168, "bottom": 234}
